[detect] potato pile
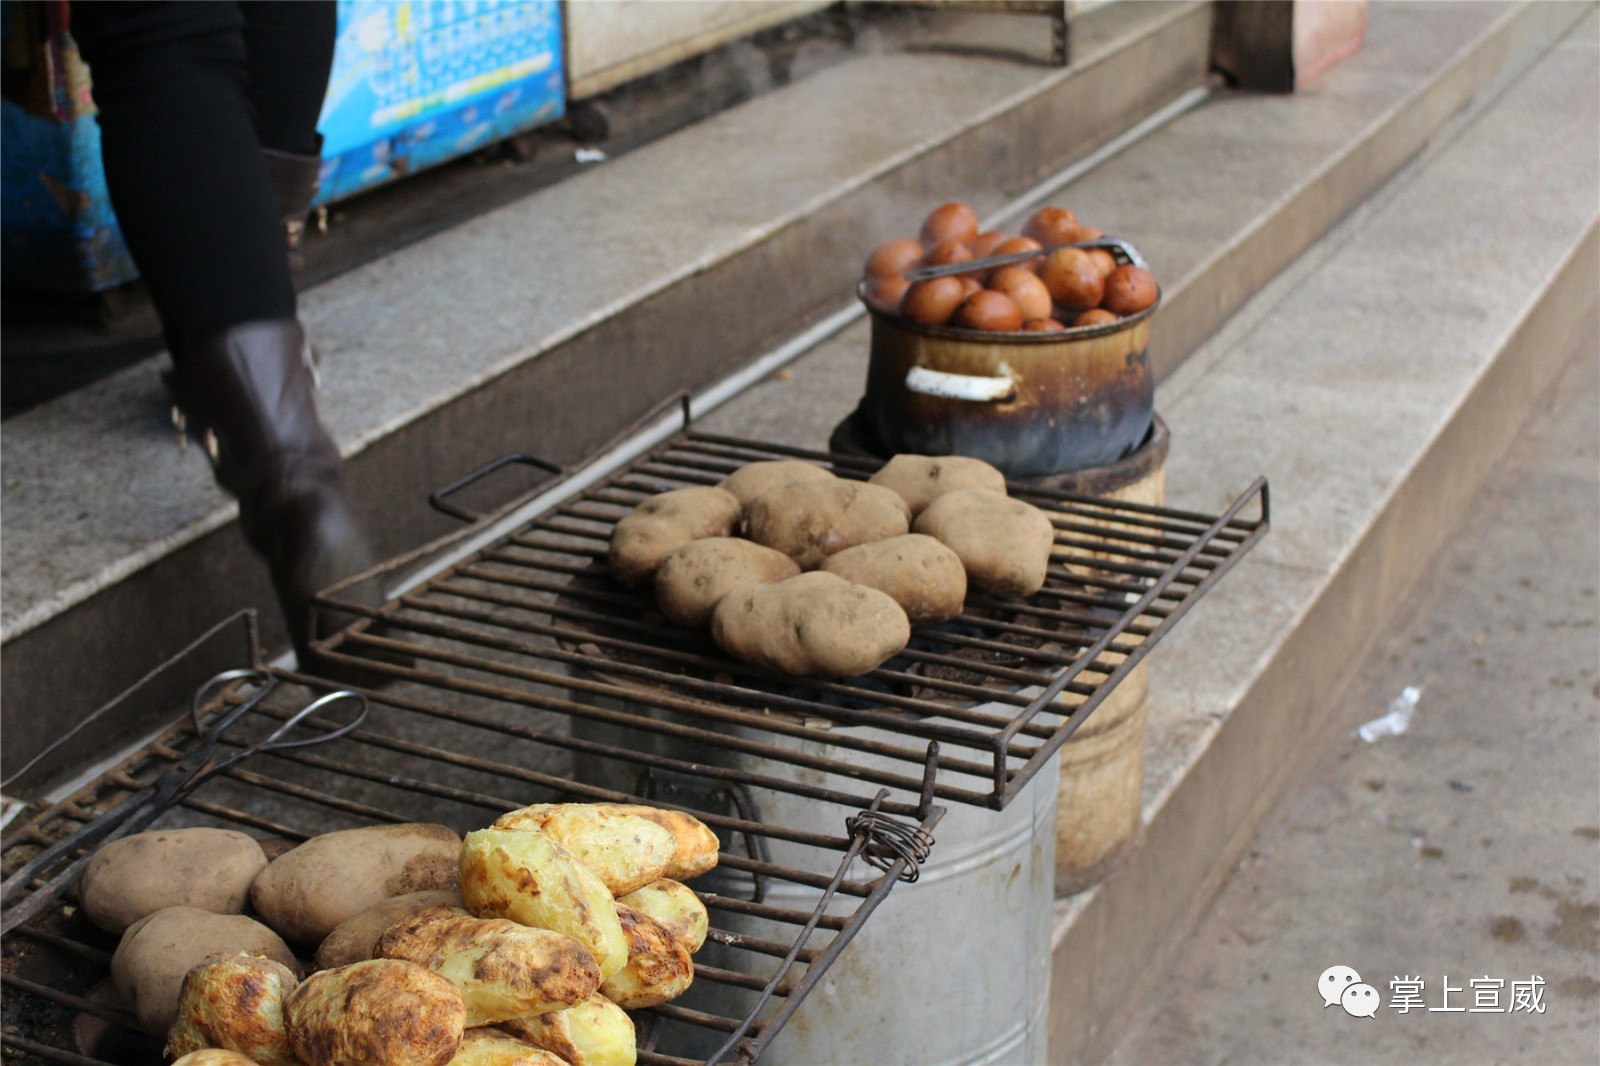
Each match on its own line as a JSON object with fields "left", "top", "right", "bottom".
{"left": 81, "top": 804, "right": 718, "bottom": 1066}
{"left": 861, "top": 201, "right": 1160, "bottom": 332}
{"left": 607, "top": 455, "right": 1057, "bottom": 677}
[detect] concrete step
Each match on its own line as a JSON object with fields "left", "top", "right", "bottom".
{"left": 0, "top": 2, "right": 1585, "bottom": 789}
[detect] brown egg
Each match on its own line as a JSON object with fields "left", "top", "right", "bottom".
{"left": 1086, "top": 248, "right": 1117, "bottom": 279}
{"left": 1073, "top": 308, "right": 1119, "bottom": 327}
{"left": 924, "top": 238, "right": 975, "bottom": 272}
{"left": 1041, "top": 248, "right": 1106, "bottom": 309}
{"left": 864, "top": 274, "right": 911, "bottom": 312}
{"left": 921, "top": 202, "right": 980, "bottom": 247}
{"left": 958, "top": 275, "right": 983, "bottom": 298}
{"left": 991, "top": 236, "right": 1045, "bottom": 273}
{"left": 969, "top": 231, "right": 1009, "bottom": 259}
{"left": 901, "top": 276, "right": 967, "bottom": 326}
{"left": 1023, "top": 206, "right": 1080, "bottom": 248}
{"left": 1022, "top": 318, "right": 1067, "bottom": 332}
{"left": 863, "top": 239, "right": 924, "bottom": 279}
{"left": 1076, "top": 226, "right": 1104, "bottom": 241}
{"left": 1101, "top": 265, "right": 1159, "bottom": 315}
{"left": 988, "top": 266, "right": 1053, "bottom": 322}
{"left": 953, "top": 290, "right": 1023, "bottom": 332}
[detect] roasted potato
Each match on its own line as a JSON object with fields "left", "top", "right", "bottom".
{"left": 376, "top": 908, "right": 600, "bottom": 1026}
{"left": 598, "top": 904, "right": 693, "bottom": 1009}
{"left": 819, "top": 533, "right": 967, "bottom": 624}
{"left": 449, "top": 1028, "right": 573, "bottom": 1066}
{"left": 500, "top": 993, "right": 635, "bottom": 1066}
{"left": 711, "top": 572, "right": 910, "bottom": 676}
{"left": 171, "top": 1051, "right": 261, "bottom": 1066}
{"left": 598, "top": 806, "right": 719, "bottom": 881}
{"left": 251, "top": 823, "right": 462, "bottom": 947}
{"left": 78, "top": 827, "right": 268, "bottom": 934}
{"left": 716, "top": 459, "right": 836, "bottom": 507}
{"left": 284, "top": 958, "right": 467, "bottom": 1066}
{"left": 314, "top": 890, "right": 466, "bottom": 970}
{"left": 743, "top": 480, "right": 911, "bottom": 569}
{"left": 111, "top": 906, "right": 299, "bottom": 1035}
{"left": 458, "top": 829, "right": 628, "bottom": 981}
{"left": 616, "top": 880, "right": 707, "bottom": 953}
{"left": 166, "top": 953, "right": 299, "bottom": 1066}
{"left": 914, "top": 489, "right": 1055, "bottom": 598}
{"left": 489, "top": 804, "right": 676, "bottom": 897}
{"left": 867, "top": 454, "right": 1007, "bottom": 516}
{"left": 607, "top": 487, "right": 740, "bottom": 588}
{"left": 653, "top": 538, "right": 800, "bottom": 629}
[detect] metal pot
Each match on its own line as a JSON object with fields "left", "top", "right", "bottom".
{"left": 857, "top": 292, "right": 1157, "bottom": 478}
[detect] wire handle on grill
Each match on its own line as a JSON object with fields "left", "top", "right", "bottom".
{"left": 428, "top": 452, "right": 564, "bottom": 523}
{"left": 845, "top": 809, "right": 934, "bottom": 883}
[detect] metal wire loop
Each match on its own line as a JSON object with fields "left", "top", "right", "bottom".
{"left": 189, "top": 667, "right": 270, "bottom": 733}
{"left": 844, "top": 809, "right": 934, "bottom": 883}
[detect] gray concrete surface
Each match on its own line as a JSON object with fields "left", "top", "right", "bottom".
{"left": 1110, "top": 339, "right": 1600, "bottom": 1066}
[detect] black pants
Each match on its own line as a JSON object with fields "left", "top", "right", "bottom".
{"left": 72, "top": 1, "right": 336, "bottom": 358}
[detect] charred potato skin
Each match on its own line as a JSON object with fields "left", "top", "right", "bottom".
{"left": 78, "top": 827, "right": 268, "bottom": 934}
{"left": 375, "top": 909, "right": 601, "bottom": 1026}
{"left": 500, "top": 992, "right": 636, "bottom": 1066}
{"left": 711, "top": 572, "right": 911, "bottom": 677}
{"left": 314, "top": 890, "right": 466, "bottom": 970}
{"left": 914, "top": 489, "right": 1056, "bottom": 598}
{"left": 867, "top": 454, "right": 1007, "bottom": 516}
{"left": 716, "top": 459, "right": 836, "bottom": 508}
{"left": 819, "top": 533, "right": 967, "bottom": 624}
{"left": 606, "top": 487, "right": 740, "bottom": 587}
{"left": 284, "top": 958, "right": 467, "bottom": 1066}
{"left": 488, "top": 805, "right": 677, "bottom": 897}
{"left": 250, "top": 823, "right": 462, "bottom": 948}
{"left": 743, "top": 480, "right": 911, "bottom": 570}
{"left": 598, "top": 904, "right": 694, "bottom": 1009}
{"left": 652, "top": 538, "right": 801, "bottom": 629}
{"left": 616, "top": 879, "right": 708, "bottom": 953}
{"left": 458, "top": 829, "right": 629, "bottom": 981}
{"left": 165, "top": 954, "right": 299, "bottom": 1066}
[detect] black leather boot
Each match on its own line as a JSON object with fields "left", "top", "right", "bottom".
{"left": 262, "top": 145, "right": 322, "bottom": 250}
{"left": 168, "top": 319, "right": 382, "bottom": 664}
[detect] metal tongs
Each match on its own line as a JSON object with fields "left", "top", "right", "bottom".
{"left": 0, "top": 670, "right": 368, "bottom": 934}
{"left": 902, "top": 235, "right": 1149, "bottom": 283}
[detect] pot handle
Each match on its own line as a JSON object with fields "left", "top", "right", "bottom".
{"left": 904, "top": 365, "right": 1018, "bottom": 403}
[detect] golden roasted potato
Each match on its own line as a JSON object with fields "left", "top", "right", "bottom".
{"left": 449, "top": 1028, "right": 573, "bottom": 1066}
{"left": 711, "top": 572, "right": 911, "bottom": 676}
{"left": 251, "top": 823, "right": 462, "bottom": 948}
{"left": 459, "top": 830, "right": 628, "bottom": 981}
{"left": 716, "top": 459, "right": 836, "bottom": 508}
{"left": 78, "top": 827, "right": 268, "bottom": 935}
{"left": 171, "top": 1051, "right": 261, "bottom": 1066}
{"left": 653, "top": 538, "right": 801, "bottom": 629}
{"left": 598, "top": 904, "right": 693, "bottom": 1009}
{"left": 607, "top": 487, "right": 740, "bottom": 588}
{"left": 314, "top": 890, "right": 466, "bottom": 970}
{"left": 914, "top": 489, "right": 1055, "bottom": 598}
{"left": 111, "top": 906, "right": 300, "bottom": 1035}
{"left": 598, "top": 806, "right": 719, "bottom": 881}
{"left": 500, "top": 993, "right": 635, "bottom": 1066}
{"left": 166, "top": 953, "right": 299, "bottom": 1066}
{"left": 867, "top": 454, "right": 1007, "bottom": 516}
{"left": 744, "top": 480, "right": 911, "bottom": 569}
{"left": 616, "top": 880, "right": 707, "bottom": 953}
{"left": 489, "top": 804, "right": 675, "bottom": 897}
{"left": 284, "top": 958, "right": 466, "bottom": 1066}
{"left": 819, "top": 533, "right": 967, "bottom": 624}
{"left": 376, "top": 908, "right": 600, "bottom": 1026}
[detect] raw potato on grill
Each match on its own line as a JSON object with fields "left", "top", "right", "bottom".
{"left": 716, "top": 459, "right": 837, "bottom": 508}
{"left": 914, "top": 489, "right": 1056, "bottom": 598}
{"left": 166, "top": 954, "right": 299, "bottom": 1066}
{"left": 607, "top": 486, "right": 741, "bottom": 587}
{"left": 501, "top": 993, "right": 636, "bottom": 1066}
{"left": 598, "top": 903, "right": 694, "bottom": 1009}
{"left": 867, "top": 454, "right": 1007, "bottom": 517}
{"left": 77, "top": 827, "right": 268, "bottom": 934}
{"left": 284, "top": 958, "right": 467, "bottom": 1066}
{"left": 616, "top": 879, "right": 708, "bottom": 952}
{"left": 111, "top": 906, "right": 300, "bottom": 1035}
{"left": 489, "top": 804, "right": 677, "bottom": 897}
{"left": 820, "top": 533, "right": 967, "bottom": 624}
{"left": 314, "top": 890, "right": 466, "bottom": 970}
{"left": 449, "top": 1028, "right": 574, "bottom": 1066}
{"left": 653, "top": 538, "right": 800, "bottom": 629}
{"left": 458, "top": 829, "right": 629, "bottom": 980}
{"left": 743, "top": 480, "right": 911, "bottom": 570}
{"left": 711, "top": 572, "right": 911, "bottom": 677}
{"left": 250, "top": 823, "right": 462, "bottom": 948}
{"left": 375, "top": 907, "right": 601, "bottom": 1026}
{"left": 577, "top": 804, "right": 720, "bottom": 881}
